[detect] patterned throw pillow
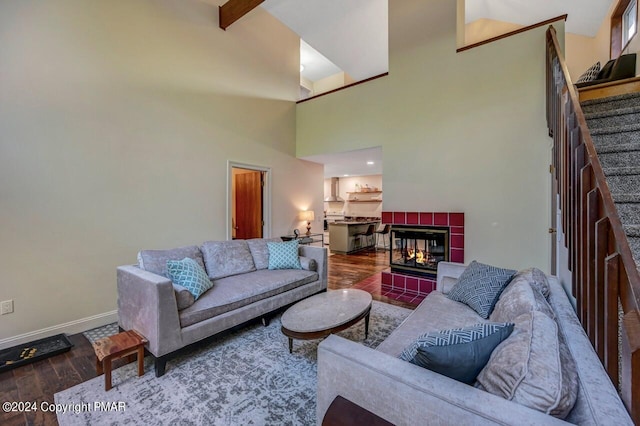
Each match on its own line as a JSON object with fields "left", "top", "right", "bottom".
{"left": 267, "top": 240, "right": 302, "bottom": 270}
{"left": 166, "top": 258, "right": 213, "bottom": 300}
{"left": 447, "top": 261, "right": 516, "bottom": 319}
{"left": 576, "top": 61, "right": 600, "bottom": 84}
{"left": 399, "top": 323, "right": 514, "bottom": 384}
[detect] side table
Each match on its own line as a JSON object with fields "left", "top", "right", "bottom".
{"left": 92, "top": 330, "right": 147, "bottom": 391}
{"left": 322, "top": 396, "right": 393, "bottom": 425}
{"left": 281, "top": 232, "right": 325, "bottom": 246}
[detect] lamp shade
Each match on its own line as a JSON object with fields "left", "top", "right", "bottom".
{"left": 300, "top": 210, "right": 315, "bottom": 222}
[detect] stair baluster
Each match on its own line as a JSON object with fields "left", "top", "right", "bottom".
{"left": 546, "top": 25, "right": 640, "bottom": 423}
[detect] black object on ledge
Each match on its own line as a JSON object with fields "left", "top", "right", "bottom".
{"left": 576, "top": 53, "right": 636, "bottom": 88}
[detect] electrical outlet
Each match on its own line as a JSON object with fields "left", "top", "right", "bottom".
{"left": 1, "top": 300, "right": 13, "bottom": 315}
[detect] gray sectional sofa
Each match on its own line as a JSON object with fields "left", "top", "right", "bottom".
{"left": 317, "top": 262, "right": 632, "bottom": 425}
{"left": 117, "top": 238, "right": 327, "bottom": 376}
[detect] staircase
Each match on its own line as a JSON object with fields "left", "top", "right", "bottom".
{"left": 581, "top": 92, "right": 640, "bottom": 268}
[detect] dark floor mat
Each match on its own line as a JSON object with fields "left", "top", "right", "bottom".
{"left": 0, "top": 334, "right": 73, "bottom": 373}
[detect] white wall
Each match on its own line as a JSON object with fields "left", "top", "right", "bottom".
{"left": 0, "top": 0, "right": 323, "bottom": 346}
{"left": 298, "top": 0, "right": 562, "bottom": 272}
{"left": 464, "top": 18, "right": 522, "bottom": 45}
{"left": 594, "top": 0, "right": 640, "bottom": 66}
{"left": 463, "top": 17, "right": 599, "bottom": 82}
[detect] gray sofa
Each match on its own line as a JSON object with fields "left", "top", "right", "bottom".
{"left": 317, "top": 262, "right": 632, "bottom": 425}
{"left": 117, "top": 238, "right": 327, "bottom": 376}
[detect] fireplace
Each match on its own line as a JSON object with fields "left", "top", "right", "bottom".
{"left": 390, "top": 225, "right": 449, "bottom": 277}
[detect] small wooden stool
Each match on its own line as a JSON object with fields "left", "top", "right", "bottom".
{"left": 92, "top": 330, "right": 147, "bottom": 391}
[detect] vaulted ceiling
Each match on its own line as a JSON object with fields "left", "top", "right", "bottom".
{"left": 466, "top": 0, "right": 614, "bottom": 37}
{"left": 220, "top": 0, "right": 614, "bottom": 83}
{"left": 262, "top": 0, "right": 388, "bottom": 82}
{"left": 217, "top": 0, "right": 616, "bottom": 177}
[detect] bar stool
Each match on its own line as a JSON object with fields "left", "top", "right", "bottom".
{"left": 354, "top": 224, "right": 375, "bottom": 253}
{"left": 375, "top": 224, "right": 391, "bottom": 251}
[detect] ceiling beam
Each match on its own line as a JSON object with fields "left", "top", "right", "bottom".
{"left": 219, "top": 0, "right": 264, "bottom": 30}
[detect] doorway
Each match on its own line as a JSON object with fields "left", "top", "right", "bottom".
{"left": 228, "top": 162, "right": 271, "bottom": 240}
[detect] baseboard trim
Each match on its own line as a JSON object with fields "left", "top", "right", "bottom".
{"left": 0, "top": 310, "right": 119, "bottom": 350}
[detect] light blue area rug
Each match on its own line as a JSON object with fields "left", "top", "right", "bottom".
{"left": 55, "top": 301, "right": 411, "bottom": 425}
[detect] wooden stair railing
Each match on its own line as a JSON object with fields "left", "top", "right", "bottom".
{"left": 546, "top": 25, "right": 640, "bottom": 422}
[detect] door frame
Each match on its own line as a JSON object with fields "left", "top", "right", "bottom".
{"left": 227, "top": 161, "right": 272, "bottom": 240}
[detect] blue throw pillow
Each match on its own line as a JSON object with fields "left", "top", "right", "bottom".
{"left": 446, "top": 261, "right": 516, "bottom": 319}
{"left": 267, "top": 240, "right": 302, "bottom": 270}
{"left": 399, "top": 322, "right": 514, "bottom": 384}
{"left": 166, "top": 257, "right": 213, "bottom": 300}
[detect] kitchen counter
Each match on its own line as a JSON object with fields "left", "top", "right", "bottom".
{"left": 328, "top": 221, "right": 380, "bottom": 254}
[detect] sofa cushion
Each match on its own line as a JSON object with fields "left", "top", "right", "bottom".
{"left": 489, "top": 275, "right": 554, "bottom": 323}
{"left": 267, "top": 240, "right": 302, "bottom": 270}
{"left": 440, "top": 276, "right": 458, "bottom": 294}
{"left": 477, "top": 311, "right": 579, "bottom": 418}
{"left": 399, "top": 322, "right": 514, "bottom": 384}
{"left": 137, "top": 245, "right": 205, "bottom": 277}
{"left": 447, "top": 261, "right": 516, "bottom": 319}
{"left": 246, "top": 238, "right": 283, "bottom": 270}
{"left": 173, "top": 283, "right": 196, "bottom": 310}
{"left": 179, "top": 269, "right": 318, "bottom": 328}
{"left": 377, "top": 291, "right": 486, "bottom": 357}
{"left": 512, "top": 267, "right": 550, "bottom": 299}
{"left": 201, "top": 240, "right": 256, "bottom": 280}
{"left": 166, "top": 258, "right": 213, "bottom": 300}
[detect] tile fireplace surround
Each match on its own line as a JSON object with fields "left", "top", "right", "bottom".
{"left": 380, "top": 211, "right": 464, "bottom": 305}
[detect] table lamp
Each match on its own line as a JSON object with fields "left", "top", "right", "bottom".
{"left": 300, "top": 210, "right": 315, "bottom": 235}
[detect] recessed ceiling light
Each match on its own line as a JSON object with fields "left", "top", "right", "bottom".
{"left": 343, "top": 174, "right": 349, "bottom": 177}
{"left": 300, "top": 64, "right": 305, "bottom": 72}
{"left": 367, "top": 161, "right": 375, "bottom": 165}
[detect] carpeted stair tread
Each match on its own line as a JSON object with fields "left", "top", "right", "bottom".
{"left": 596, "top": 141, "right": 640, "bottom": 153}
{"left": 615, "top": 202, "right": 640, "bottom": 226}
{"left": 628, "top": 236, "right": 640, "bottom": 265}
{"left": 581, "top": 92, "right": 640, "bottom": 114}
{"left": 584, "top": 105, "right": 640, "bottom": 120}
{"left": 602, "top": 166, "right": 640, "bottom": 176}
{"left": 598, "top": 149, "right": 640, "bottom": 169}
{"left": 605, "top": 174, "right": 640, "bottom": 194}
{"left": 584, "top": 109, "right": 640, "bottom": 130}
{"left": 613, "top": 193, "right": 640, "bottom": 203}
{"left": 590, "top": 129, "right": 640, "bottom": 147}
{"left": 625, "top": 225, "right": 640, "bottom": 238}
{"left": 589, "top": 123, "right": 640, "bottom": 136}
{"left": 582, "top": 92, "right": 640, "bottom": 270}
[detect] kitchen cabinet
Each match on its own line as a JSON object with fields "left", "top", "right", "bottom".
{"left": 328, "top": 221, "right": 380, "bottom": 254}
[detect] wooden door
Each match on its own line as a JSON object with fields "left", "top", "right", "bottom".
{"left": 234, "top": 170, "right": 263, "bottom": 239}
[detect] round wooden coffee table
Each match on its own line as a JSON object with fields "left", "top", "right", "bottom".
{"left": 281, "top": 289, "right": 373, "bottom": 353}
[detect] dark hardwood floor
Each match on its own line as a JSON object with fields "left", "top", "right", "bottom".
{"left": 0, "top": 248, "right": 406, "bottom": 426}
{"left": 327, "top": 250, "right": 416, "bottom": 309}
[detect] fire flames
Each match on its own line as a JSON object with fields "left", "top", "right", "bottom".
{"left": 407, "top": 248, "right": 433, "bottom": 265}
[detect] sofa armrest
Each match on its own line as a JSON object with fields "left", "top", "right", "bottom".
{"left": 298, "top": 245, "right": 327, "bottom": 290}
{"left": 436, "top": 261, "right": 467, "bottom": 293}
{"left": 317, "top": 335, "right": 568, "bottom": 425}
{"left": 117, "top": 265, "right": 183, "bottom": 357}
